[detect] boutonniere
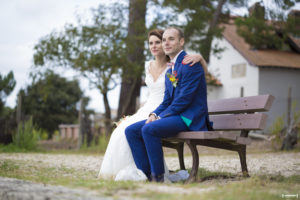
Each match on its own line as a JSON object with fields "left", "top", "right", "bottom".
{"left": 167, "top": 70, "right": 178, "bottom": 88}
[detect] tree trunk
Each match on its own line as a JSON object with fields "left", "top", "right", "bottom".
{"left": 117, "top": 0, "right": 147, "bottom": 119}
{"left": 103, "top": 91, "right": 112, "bottom": 137}
{"left": 202, "top": 0, "right": 227, "bottom": 63}
{"left": 281, "top": 124, "right": 298, "bottom": 150}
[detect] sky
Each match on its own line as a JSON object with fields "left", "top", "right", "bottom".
{"left": 1, "top": 0, "right": 299, "bottom": 113}
{"left": 0, "top": 0, "right": 121, "bottom": 113}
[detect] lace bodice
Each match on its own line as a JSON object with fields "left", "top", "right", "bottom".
{"left": 142, "top": 61, "right": 168, "bottom": 110}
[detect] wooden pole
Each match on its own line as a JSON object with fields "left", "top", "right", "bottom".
{"left": 240, "top": 87, "right": 244, "bottom": 97}
{"left": 16, "top": 94, "right": 22, "bottom": 125}
{"left": 77, "top": 99, "right": 83, "bottom": 149}
{"left": 287, "top": 87, "right": 292, "bottom": 127}
{"left": 15, "top": 94, "right": 23, "bottom": 146}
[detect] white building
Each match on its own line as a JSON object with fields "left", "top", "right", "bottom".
{"left": 208, "top": 20, "right": 300, "bottom": 131}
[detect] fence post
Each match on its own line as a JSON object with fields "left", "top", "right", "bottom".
{"left": 77, "top": 99, "right": 84, "bottom": 149}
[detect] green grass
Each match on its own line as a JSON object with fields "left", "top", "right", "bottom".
{"left": 0, "top": 158, "right": 299, "bottom": 200}
{"left": 133, "top": 174, "right": 300, "bottom": 200}
{"left": 0, "top": 143, "right": 44, "bottom": 153}
{"left": 198, "top": 175, "right": 300, "bottom": 200}
{"left": 0, "top": 158, "right": 137, "bottom": 197}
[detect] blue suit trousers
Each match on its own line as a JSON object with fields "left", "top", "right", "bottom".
{"left": 125, "top": 115, "right": 189, "bottom": 177}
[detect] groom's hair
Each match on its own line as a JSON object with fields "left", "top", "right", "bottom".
{"left": 165, "top": 27, "right": 184, "bottom": 39}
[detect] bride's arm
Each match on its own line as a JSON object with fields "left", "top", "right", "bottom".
{"left": 182, "top": 54, "right": 208, "bottom": 75}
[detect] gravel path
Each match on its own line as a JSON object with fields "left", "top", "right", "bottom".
{"left": 0, "top": 152, "right": 299, "bottom": 200}
{"left": 0, "top": 152, "right": 299, "bottom": 177}
{"left": 0, "top": 177, "right": 113, "bottom": 200}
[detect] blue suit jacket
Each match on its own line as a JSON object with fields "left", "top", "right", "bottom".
{"left": 153, "top": 51, "right": 209, "bottom": 131}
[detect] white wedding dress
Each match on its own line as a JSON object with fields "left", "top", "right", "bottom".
{"left": 98, "top": 61, "right": 169, "bottom": 181}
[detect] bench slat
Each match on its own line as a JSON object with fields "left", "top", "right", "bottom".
{"left": 218, "top": 132, "right": 238, "bottom": 140}
{"left": 172, "top": 131, "right": 251, "bottom": 144}
{"left": 175, "top": 131, "right": 220, "bottom": 139}
{"left": 175, "top": 131, "right": 237, "bottom": 140}
{"left": 208, "top": 94, "right": 274, "bottom": 114}
{"left": 210, "top": 113, "right": 267, "bottom": 130}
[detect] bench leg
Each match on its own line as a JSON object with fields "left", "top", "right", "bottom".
{"left": 161, "top": 141, "right": 185, "bottom": 170}
{"left": 185, "top": 140, "right": 199, "bottom": 183}
{"left": 176, "top": 142, "right": 185, "bottom": 170}
{"left": 237, "top": 145, "right": 249, "bottom": 177}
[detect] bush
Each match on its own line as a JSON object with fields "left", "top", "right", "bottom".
{"left": 79, "top": 134, "right": 110, "bottom": 154}
{"left": 269, "top": 116, "right": 285, "bottom": 149}
{"left": 269, "top": 102, "right": 300, "bottom": 150}
{"left": 12, "top": 117, "right": 40, "bottom": 151}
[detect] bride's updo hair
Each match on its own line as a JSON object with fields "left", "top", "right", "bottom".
{"left": 148, "top": 29, "right": 164, "bottom": 41}
{"left": 148, "top": 29, "right": 170, "bottom": 62}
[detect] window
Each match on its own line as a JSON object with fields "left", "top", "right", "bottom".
{"left": 232, "top": 63, "right": 246, "bottom": 78}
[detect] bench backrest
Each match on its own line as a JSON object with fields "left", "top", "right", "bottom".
{"left": 208, "top": 95, "right": 274, "bottom": 131}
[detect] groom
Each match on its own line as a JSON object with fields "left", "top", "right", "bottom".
{"left": 125, "top": 27, "right": 209, "bottom": 182}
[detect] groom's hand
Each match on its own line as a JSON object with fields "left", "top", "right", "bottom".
{"left": 146, "top": 114, "right": 157, "bottom": 124}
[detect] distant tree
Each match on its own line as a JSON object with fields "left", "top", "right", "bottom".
{"left": 0, "top": 71, "right": 16, "bottom": 144}
{"left": 0, "top": 71, "right": 16, "bottom": 114}
{"left": 19, "top": 70, "right": 82, "bottom": 138}
{"left": 33, "top": 3, "right": 128, "bottom": 135}
{"left": 235, "top": 1, "right": 300, "bottom": 50}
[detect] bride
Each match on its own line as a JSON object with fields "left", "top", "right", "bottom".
{"left": 98, "top": 29, "right": 206, "bottom": 181}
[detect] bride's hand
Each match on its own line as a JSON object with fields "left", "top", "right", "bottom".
{"left": 182, "top": 54, "right": 208, "bottom": 74}
{"left": 182, "top": 54, "right": 204, "bottom": 66}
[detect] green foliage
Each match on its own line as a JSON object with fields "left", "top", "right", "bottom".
{"left": 79, "top": 134, "right": 109, "bottom": 154}
{"left": 33, "top": 3, "right": 130, "bottom": 131}
{"left": 235, "top": 1, "right": 300, "bottom": 50}
{"left": 292, "top": 102, "right": 300, "bottom": 145}
{"left": 269, "top": 102, "right": 300, "bottom": 150}
{"left": 269, "top": 116, "right": 285, "bottom": 149}
{"left": 286, "top": 13, "right": 300, "bottom": 37}
{"left": 235, "top": 16, "right": 284, "bottom": 49}
{"left": 12, "top": 117, "right": 39, "bottom": 151}
{"left": 0, "top": 106, "right": 16, "bottom": 144}
{"left": 292, "top": 102, "right": 300, "bottom": 125}
{"left": 38, "top": 129, "right": 49, "bottom": 140}
{"left": 33, "top": 3, "right": 128, "bottom": 95}
{"left": 19, "top": 70, "right": 82, "bottom": 137}
{"left": 0, "top": 71, "right": 16, "bottom": 113}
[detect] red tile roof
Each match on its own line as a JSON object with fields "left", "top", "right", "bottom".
{"left": 222, "top": 23, "right": 300, "bottom": 69}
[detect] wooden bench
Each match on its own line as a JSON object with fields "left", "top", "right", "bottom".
{"left": 162, "top": 94, "right": 274, "bottom": 183}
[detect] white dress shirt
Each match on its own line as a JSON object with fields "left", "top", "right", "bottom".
{"left": 170, "top": 50, "right": 183, "bottom": 72}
